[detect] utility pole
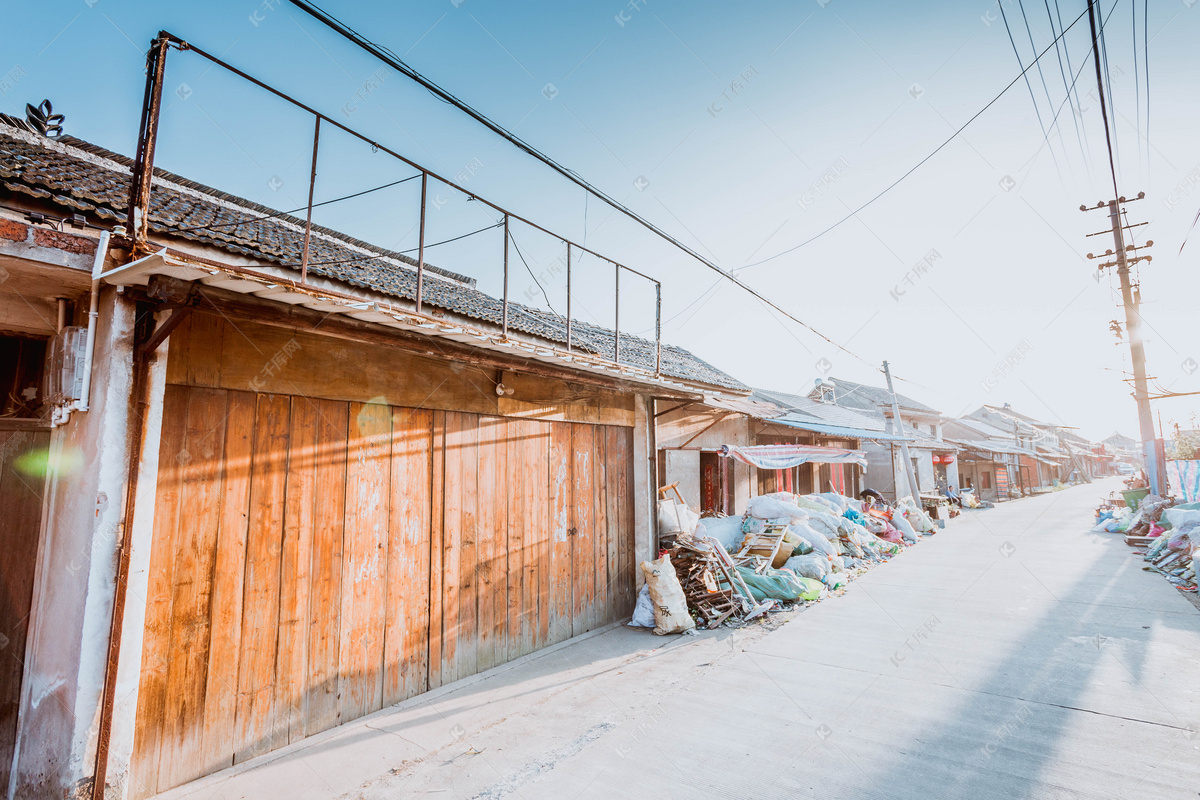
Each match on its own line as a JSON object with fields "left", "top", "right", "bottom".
{"left": 883, "top": 361, "right": 921, "bottom": 504}
{"left": 1010, "top": 418, "right": 1027, "bottom": 495}
{"left": 1082, "top": 194, "right": 1160, "bottom": 494}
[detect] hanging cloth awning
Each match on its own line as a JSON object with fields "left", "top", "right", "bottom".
{"left": 718, "top": 443, "right": 868, "bottom": 470}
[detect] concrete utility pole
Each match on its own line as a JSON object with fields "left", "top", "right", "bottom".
{"left": 1082, "top": 195, "right": 1160, "bottom": 495}
{"left": 1010, "top": 418, "right": 1026, "bottom": 494}
{"left": 883, "top": 361, "right": 921, "bottom": 504}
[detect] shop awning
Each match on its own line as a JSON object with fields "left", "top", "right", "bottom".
{"left": 719, "top": 443, "right": 868, "bottom": 469}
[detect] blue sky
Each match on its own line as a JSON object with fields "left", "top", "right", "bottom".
{"left": 3, "top": 0, "right": 1199, "bottom": 440}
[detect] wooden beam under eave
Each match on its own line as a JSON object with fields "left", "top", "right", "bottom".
{"left": 128, "top": 283, "right": 706, "bottom": 400}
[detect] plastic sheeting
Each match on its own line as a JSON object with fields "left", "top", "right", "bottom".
{"left": 1167, "top": 460, "right": 1200, "bottom": 503}
{"left": 719, "top": 443, "right": 868, "bottom": 470}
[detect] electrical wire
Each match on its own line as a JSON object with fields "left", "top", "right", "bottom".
{"left": 1000, "top": 0, "right": 1064, "bottom": 180}
{"left": 1086, "top": 0, "right": 1121, "bottom": 200}
{"left": 164, "top": 173, "right": 420, "bottom": 235}
{"left": 1020, "top": 0, "right": 1117, "bottom": 181}
{"left": 273, "top": 220, "right": 502, "bottom": 270}
{"left": 1132, "top": 0, "right": 1141, "bottom": 162}
{"left": 507, "top": 228, "right": 560, "bottom": 317}
{"left": 1042, "top": 0, "right": 1089, "bottom": 166}
{"left": 1017, "top": 0, "right": 1070, "bottom": 163}
{"left": 285, "top": 0, "right": 879, "bottom": 367}
{"left": 1096, "top": 0, "right": 1122, "bottom": 176}
{"left": 1143, "top": 0, "right": 1150, "bottom": 180}
{"left": 1053, "top": 0, "right": 1092, "bottom": 161}
{"left": 741, "top": 6, "right": 1091, "bottom": 270}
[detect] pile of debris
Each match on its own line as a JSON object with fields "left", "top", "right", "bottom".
{"left": 1094, "top": 493, "right": 1199, "bottom": 594}
{"left": 632, "top": 489, "right": 944, "bottom": 634}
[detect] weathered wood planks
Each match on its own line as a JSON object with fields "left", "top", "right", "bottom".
{"left": 131, "top": 385, "right": 637, "bottom": 797}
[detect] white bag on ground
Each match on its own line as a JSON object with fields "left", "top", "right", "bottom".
{"left": 1164, "top": 508, "right": 1200, "bottom": 529}
{"left": 817, "top": 492, "right": 854, "bottom": 512}
{"left": 784, "top": 553, "right": 831, "bottom": 580}
{"left": 747, "top": 495, "right": 809, "bottom": 522}
{"left": 628, "top": 583, "right": 655, "bottom": 628}
{"left": 640, "top": 555, "right": 696, "bottom": 635}
{"left": 789, "top": 522, "right": 838, "bottom": 557}
{"left": 803, "top": 509, "right": 844, "bottom": 541}
{"left": 657, "top": 498, "right": 699, "bottom": 536}
{"left": 699, "top": 515, "right": 745, "bottom": 551}
{"left": 892, "top": 514, "right": 920, "bottom": 543}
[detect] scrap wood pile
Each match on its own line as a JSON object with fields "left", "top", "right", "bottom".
{"left": 631, "top": 488, "right": 943, "bottom": 635}
{"left": 1094, "top": 493, "right": 1199, "bottom": 594}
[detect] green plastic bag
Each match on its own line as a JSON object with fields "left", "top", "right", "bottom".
{"left": 732, "top": 566, "right": 823, "bottom": 602}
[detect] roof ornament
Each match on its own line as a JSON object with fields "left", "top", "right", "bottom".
{"left": 0, "top": 99, "right": 65, "bottom": 139}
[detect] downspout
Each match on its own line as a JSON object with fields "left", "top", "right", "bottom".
{"left": 50, "top": 229, "right": 114, "bottom": 427}
{"left": 77, "top": 229, "right": 114, "bottom": 413}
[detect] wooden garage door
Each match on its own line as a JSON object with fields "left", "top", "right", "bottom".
{"left": 130, "top": 387, "right": 635, "bottom": 797}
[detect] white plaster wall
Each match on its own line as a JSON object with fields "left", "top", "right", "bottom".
{"left": 11, "top": 289, "right": 137, "bottom": 800}
{"left": 916, "top": 451, "right": 935, "bottom": 492}
{"left": 663, "top": 450, "right": 701, "bottom": 511}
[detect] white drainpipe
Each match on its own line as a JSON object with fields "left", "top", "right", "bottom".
{"left": 75, "top": 229, "right": 113, "bottom": 413}
{"left": 52, "top": 228, "right": 114, "bottom": 427}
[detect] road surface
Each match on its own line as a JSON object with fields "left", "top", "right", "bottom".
{"left": 161, "top": 477, "right": 1200, "bottom": 800}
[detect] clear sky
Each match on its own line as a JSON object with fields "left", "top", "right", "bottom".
{"left": 3, "top": 0, "right": 1198, "bottom": 442}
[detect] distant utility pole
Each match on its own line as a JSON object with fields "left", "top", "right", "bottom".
{"left": 883, "top": 361, "right": 921, "bottom": 504}
{"left": 1082, "top": 194, "right": 1160, "bottom": 494}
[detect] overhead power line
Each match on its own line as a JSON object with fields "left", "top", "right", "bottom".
{"left": 285, "top": 0, "right": 872, "bottom": 365}
{"left": 165, "top": 173, "right": 422, "bottom": 235}
{"left": 1018, "top": 0, "right": 1070, "bottom": 166}
{"left": 1086, "top": 0, "right": 1121, "bottom": 200}
{"left": 1095, "top": 0, "right": 1122, "bottom": 176}
{"left": 1043, "top": 0, "right": 1089, "bottom": 167}
{"left": 999, "top": 0, "right": 1064, "bottom": 181}
{"left": 741, "top": 6, "right": 1091, "bottom": 270}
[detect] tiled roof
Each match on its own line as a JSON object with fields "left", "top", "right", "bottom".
{"left": 753, "top": 388, "right": 888, "bottom": 433}
{"left": 0, "top": 124, "right": 745, "bottom": 391}
{"left": 821, "top": 377, "right": 941, "bottom": 415}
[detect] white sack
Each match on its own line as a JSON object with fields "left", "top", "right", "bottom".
{"left": 640, "top": 555, "right": 695, "bottom": 635}
{"left": 628, "top": 583, "right": 656, "bottom": 628}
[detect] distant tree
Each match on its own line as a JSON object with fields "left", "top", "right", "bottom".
{"left": 1166, "top": 414, "right": 1200, "bottom": 460}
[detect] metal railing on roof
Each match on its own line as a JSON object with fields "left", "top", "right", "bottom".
{"left": 125, "top": 31, "right": 662, "bottom": 375}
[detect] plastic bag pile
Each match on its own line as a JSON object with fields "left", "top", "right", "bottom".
{"left": 633, "top": 489, "right": 945, "bottom": 633}
{"left": 1095, "top": 494, "right": 1199, "bottom": 594}
{"left": 1135, "top": 501, "right": 1199, "bottom": 592}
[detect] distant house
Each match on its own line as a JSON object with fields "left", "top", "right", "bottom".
{"left": 944, "top": 415, "right": 1044, "bottom": 501}
{"left": 807, "top": 377, "right": 957, "bottom": 501}
{"left": 962, "top": 404, "right": 1101, "bottom": 493}
{"left": 1102, "top": 431, "right": 1143, "bottom": 470}
{"left": 653, "top": 387, "right": 892, "bottom": 515}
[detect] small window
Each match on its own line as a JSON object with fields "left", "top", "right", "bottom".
{"left": 0, "top": 334, "right": 48, "bottom": 419}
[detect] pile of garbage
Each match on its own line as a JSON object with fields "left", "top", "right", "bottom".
{"left": 632, "top": 490, "right": 943, "bottom": 635}
{"left": 1093, "top": 494, "right": 1199, "bottom": 594}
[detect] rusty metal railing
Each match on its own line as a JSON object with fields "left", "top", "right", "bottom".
{"left": 126, "top": 31, "right": 662, "bottom": 376}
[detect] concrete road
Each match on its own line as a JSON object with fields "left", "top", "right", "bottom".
{"left": 160, "top": 477, "right": 1200, "bottom": 800}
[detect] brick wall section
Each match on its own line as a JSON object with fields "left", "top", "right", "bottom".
{"left": 0, "top": 218, "right": 28, "bottom": 242}
{"left": 31, "top": 227, "right": 97, "bottom": 256}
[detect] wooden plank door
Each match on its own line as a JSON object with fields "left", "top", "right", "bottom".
{"left": 547, "top": 422, "right": 574, "bottom": 646}
{"left": 569, "top": 424, "right": 595, "bottom": 638}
